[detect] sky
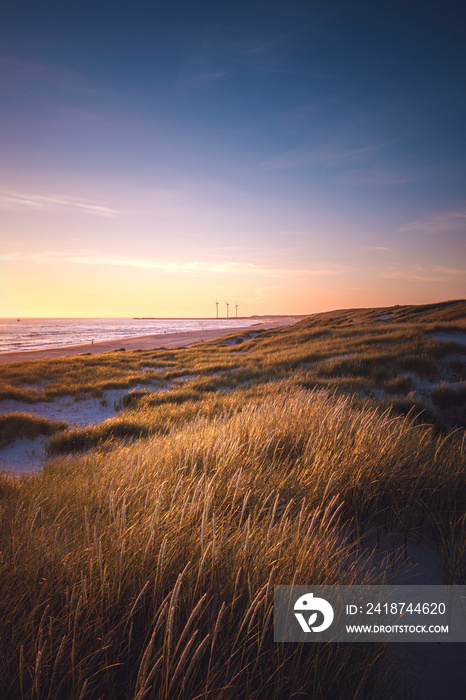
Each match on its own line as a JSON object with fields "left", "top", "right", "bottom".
{"left": 0, "top": 0, "right": 465, "bottom": 317}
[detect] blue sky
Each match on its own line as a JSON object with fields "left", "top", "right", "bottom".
{"left": 0, "top": 0, "right": 465, "bottom": 316}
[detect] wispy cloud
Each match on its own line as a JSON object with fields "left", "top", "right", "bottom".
{"left": 338, "top": 168, "right": 419, "bottom": 186}
{"left": 5, "top": 251, "right": 343, "bottom": 279}
{"left": 279, "top": 98, "right": 340, "bottom": 124}
{"left": 363, "top": 245, "right": 392, "bottom": 251}
{"left": 56, "top": 255, "right": 314, "bottom": 278}
{"left": 221, "top": 30, "right": 301, "bottom": 70}
{"left": 173, "top": 26, "right": 334, "bottom": 95}
{"left": 261, "top": 143, "right": 388, "bottom": 171}
{"left": 247, "top": 265, "right": 341, "bottom": 304}
{"left": 0, "top": 55, "right": 96, "bottom": 94}
{"left": 248, "top": 281, "right": 294, "bottom": 304}
{"left": 257, "top": 66, "right": 315, "bottom": 78}
{"left": 54, "top": 107, "right": 110, "bottom": 125}
{"left": 379, "top": 264, "right": 465, "bottom": 282}
{"left": 312, "top": 71, "right": 342, "bottom": 81}
{"left": 0, "top": 191, "right": 121, "bottom": 217}
{"left": 176, "top": 69, "right": 230, "bottom": 91}
{"left": 0, "top": 253, "right": 20, "bottom": 260}
{"left": 398, "top": 209, "right": 466, "bottom": 235}
{"left": 173, "top": 45, "right": 231, "bottom": 93}
{"left": 6, "top": 252, "right": 286, "bottom": 276}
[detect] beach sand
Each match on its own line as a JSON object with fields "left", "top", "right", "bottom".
{"left": 0, "top": 317, "right": 302, "bottom": 364}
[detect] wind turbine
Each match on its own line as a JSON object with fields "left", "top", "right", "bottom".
{"left": 226, "top": 301, "right": 229, "bottom": 318}
{"left": 215, "top": 300, "right": 219, "bottom": 319}
{"left": 235, "top": 303, "right": 238, "bottom": 318}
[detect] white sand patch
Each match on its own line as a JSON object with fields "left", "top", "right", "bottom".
{"left": 353, "top": 527, "right": 466, "bottom": 698}
{"left": 0, "top": 436, "right": 48, "bottom": 474}
{"left": 406, "top": 371, "right": 464, "bottom": 402}
{"left": 376, "top": 313, "right": 394, "bottom": 321}
{"left": 219, "top": 335, "right": 250, "bottom": 346}
{"left": 432, "top": 332, "right": 466, "bottom": 345}
{"left": 21, "top": 381, "right": 50, "bottom": 391}
{"left": 212, "top": 331, "right": 262, "bottom": 347}
{"left": 362, "top": 531, "right": 445, "bottom": 585}
{"left": 0, "top": 395, "right": 115, "bottom": 425}
{"left": 371, "top": 388, "right": 387, "bottom": 400}
{"left": 372, "top": 530, "right": 466, "bottom": 699}
{"left": 385, "top": 642, "right": 466, "bottom": 700}
{"left": 225, "top": 332, "right": 262, "bottom": 353}
{"left": 0, "top": 384, "right": 172, "bottom": 474}
{"left": 0, "top": 384, "right": 170, "bottom": 427}
{"left": 406, "top": 373, "right": 436, "bottom": 398}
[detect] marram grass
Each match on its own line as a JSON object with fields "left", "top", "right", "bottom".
{"left": 0, "top": 299, "right": 465, "bottom": 699}
{"left": 1, "top": 385, "right": 465, "bottom": 698}
{"left": 0, "top": 413, "right": 68, "bottom": 447}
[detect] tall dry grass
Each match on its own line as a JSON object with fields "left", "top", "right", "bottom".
{"left": 1, "top": 385, "right": 465, "bottom": 698}
{"left": 0, "top": 300, "right": 465, "bottom": 697}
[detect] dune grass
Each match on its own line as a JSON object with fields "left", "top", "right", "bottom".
{"left": 0, "top": 413, "right": 68, "bottom": 447}
{"left": 1, "top": 300, "right": 464, "bottom": 420}
{"left": 431, "top": 382, "right": 466, "bottom": 408}
{"left": 4, "top": 385, "right": 466, "bottom": 698}
{"left": 0, "top": 299, "right": 465, "bottom": 698}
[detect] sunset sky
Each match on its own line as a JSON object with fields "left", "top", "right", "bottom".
{"left": 1, "top": 0, "right": 465, "bottom": 317}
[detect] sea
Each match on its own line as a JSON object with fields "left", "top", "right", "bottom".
{"left": 0, "top": 318, "right": 260, "bottom": 353}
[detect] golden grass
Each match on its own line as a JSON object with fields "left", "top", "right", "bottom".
{"left": 1, "top": 385, "right": 465, "bottom": 697}
{"left": 0, "top": 413, "right": 68, "bottom": 447}
{"left": 1, "top": 300, "right": 464, "bottom": 418}
{"left": 0, "top": 299, "right": 465, "bottom": 698}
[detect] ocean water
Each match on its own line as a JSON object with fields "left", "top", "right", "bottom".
{"left": 0, "top": 318, "right": 259, "bottom": 353}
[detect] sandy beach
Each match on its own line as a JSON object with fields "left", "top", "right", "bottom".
{"left": 0, "top": 316, "right": 302, "bottom": 364}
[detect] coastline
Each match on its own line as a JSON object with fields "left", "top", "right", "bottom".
{"left": 0, "top": 316, "right": 302, "bottom": 364}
